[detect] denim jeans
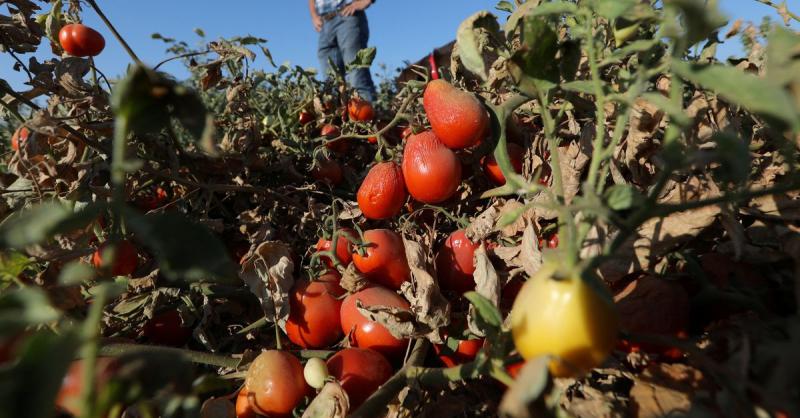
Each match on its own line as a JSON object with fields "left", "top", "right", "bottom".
{"left": 317, "top": 11, "right": 377, "bottom": 102}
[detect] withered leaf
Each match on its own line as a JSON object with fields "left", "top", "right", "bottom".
{"left": 301, "top": 382, "right": 349, "bottom": 418}
{"left": 400, "top": 236, "right": 450, "bottom": 344}
{"left": 468, "top": 245, "right": 500, "bottom": 337}
{"left": 355, "top": 299, "right": 418, "bottom": 340}
{"left": 239, "top": 241, "right": 295, "bottom": 330}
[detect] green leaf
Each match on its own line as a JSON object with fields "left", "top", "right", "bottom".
{"left": 497, "top": 205, "right": 527, "bottom": 229}
{"left": 0, "top": 330, "right": 82, "bottom": 418}
{"left": 495, "top": 0, "right": 514, "bottom": 13}
{"left": 664, "top": 0, "right": 728, "bottom": 46}
{"left": 0, "top": 201, "right": 105, "bottom": 249}
{"left": 0, "top": 251, "right": 30, "bottom": 289}
{"left": 58, "top": 261, "right": 96, "bottom": 285}
{"left": 604, "top": 184, "right": 643, "bottom": 211}
{"left": 508, "top": 16, "right": 559, "bottom": 95}
{"left": 504, "top": 0, "right": 542, "bottom": 36}
{"left": 345, "top": 47, "right": 376, "bottom": 72}
{"left": 561, "top": 80, "right": 598, "bottom": 94}
{"left": 464, "top": 291, "right": 503, "bottom": 330}
{"left": 193, "top": 28, "right": 205, "bottom": 37}
{"left": 766, "top": 26, "right": 800, "bottom": 94}
{"left": 525, "top": 1, "right": 577, "bottom": 18}
{"left": 456, "top": 11, "right": 501, "bottom": 80}
{"left": 711, "top": 132, "right": 750, "bottom": 185}
{"left": 593, "top": 0, "right": 638, "bottom": 20}
{"left": 0, "top": 287, "right": 60, "bottom": 337}
{"left": 124, "top": 209, "right": 237, "bottom": 283}
{"left": 672, "top": 60, "right": 800, "bottom": 132}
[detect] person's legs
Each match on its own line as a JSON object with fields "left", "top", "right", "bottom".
{"left": 317, "top": 18, "right": 345, "bottom": 78}
{"left": 335, "top": 11, "right": 377, "bottom": 102}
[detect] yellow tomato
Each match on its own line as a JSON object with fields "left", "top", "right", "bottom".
{"left": 510, "top": 261, "right": 620, "bottom": 377}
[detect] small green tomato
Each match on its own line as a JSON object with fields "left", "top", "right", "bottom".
{"left": 304, "top": 357, "right": 329, "bottom": 389}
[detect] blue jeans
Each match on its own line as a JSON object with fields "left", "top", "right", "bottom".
{"left": 317, "top": 11, "right": 376, "bottom": 102}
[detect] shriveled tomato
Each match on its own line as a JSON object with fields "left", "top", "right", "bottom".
{"left": 402, "top": 130, "right": 461, "bottom": 203}
{"left": 10, "top": 126, "right": 28, "bottom": 151}
{"left": 285, "top": 273, "right": 345, "bottom": 349}
{"left": 311, "top": 158, "right": 343, "bottom": 186}
{"left": 435, "top": 230, "right": 479, "bottom": 294}
{"left": 244, "top": 350, "right": 309, "bottom": 417}
{"left": 299, "top": 111, "right": 314, "bottom": 125}
{"left": 91, "top": 240, "right": 139, "bottom": 277}
{"left": 340, "top": 286, "right": 411, "bottom": 359}
{"left": 235, "top": 388, "right": 257, "bottom": 418}
{"left": 357, "top": 162, "right": 407, "bottom": 220}
{"left": 434, "top": 335, "right": 483, "bottom": 367}
{"left": 315, "top": 228, "right": 355, "bottom": 269}
{"left": 321, "top": 124, "right": 348, "bottom": 153}
{"left": 510, "top": 261, "right": 619, "bottom": 377}
{"left": 351, "top": 229, "right": 410, "bottom": 289}
{"left": 143, "top": 309, "right": 192, "bottom": 347}
{"left": 59, "top": 23, "right": 105, "bottom": 57}
{"left": 326, "top": 348, "right": 392, "bottom": 409}
{"left": 482, "top": 143, "right": 525, "bottom": 186}
{"left": 348, "top": 98, "right": 374, "bottom": 121}
{"left": 423, "top": 79, "right": 488, "bottom": 149}
{"left": 56, "top": 358, "right": 118, "bottom": 417}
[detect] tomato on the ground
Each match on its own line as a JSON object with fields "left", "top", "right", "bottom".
{"left": 285, "top": 273, "right": 345, "bottom": 349}
{"left": 244, "top": 350, "right": 309, "bottom": 417}
{"left": 326, "top": 348, "right": 393, "bottom": 409}
{"left": 91, "top": 240, "right": 139, "bottom": 277}
{"left": 351, "top": 229, "right": 410, "bottom": 289}
{"left": 340, "top": 286, "right": 410, "bottom": 359}
{"left": 435, "top": 230, "right": 480, "bottom": 294}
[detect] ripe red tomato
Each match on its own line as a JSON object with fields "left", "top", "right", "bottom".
{"left": 400, "top": 125, "right": 414, "bottom": 141}
{"left": 235, "top": 388, "right": 257, "bottom": 418}
{"left": 321, "top": 124, "right": 348, "bottom": 153}
{"left": 315, "top": 228, "right": 355, "bottom": 269}
{"left": 506, "top": 361, "right": 524, "bottom": 379}
{"left": 10, "top": 126, "right": 28, "bottom": 151}
{"left": 136, "top": 186, "right": 168, "bottom": 211}
{"left": 56, "top": 358, "right": 118, "bottom": 417}
{"left": 537, "top": 233, "right": 559, "bottom": 250}
{"left": 311, "top": 158, "right": 343, "bottom": 186}
{"left": 143, "top": 309, "right": 192, "bottom": 347}
{"left": 285, "top": 273, "right": 345, "bottom": 349}
{"left": 351, "top": 229, "right": 410, "bottom": 289}
{"left": 435, "top": 230, "right": 480, "bottom": 294}
{"left": 244, "top": 350, "right": 309, "bottom": 417}
{"left": 58, "top": 23, "right": 105, "bottom": 57}
{"left": 423, "top": 79, "right": 489, "bottom": 149}
{"left": 482, "top": 143, "right": 525, "bottom": 186}
{"left": 326, "top": 348, "right": 393, "bottom": 409}
{"left": 401, "top": 130, "right": 462, "bottom": 203}
{"left": 340, "top": 286, "right": 411, "bottom": 359}
{"left": 357, "top": 162, "right": 407, "bottom": 220}
{"left": 91, "top": 240, "right": 139, "bottom": 276}
{"left": 299, "top": 111, "right": 314, "bottom": 125}
{"left": 348, "top": 98, "right": 375, "bottom": 121}
{"left": 434, "top": 336, "right": 483, "bottom": 367}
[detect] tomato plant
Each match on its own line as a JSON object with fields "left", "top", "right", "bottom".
{"left": 433, "top": 335, "right": 483, "bottom": 367}
{"left": 401, "top": 130, "right": 461, "bottom": 203}
{"left": 285, "top": 273, "right": 345, "bottom": 349}
{"left": 326, "top": 348, "right": 393, "bottom": 409}
{"left": 310, "top": 158, "right": 344, "bottom": 186}
{"left": 351, "top": 229, "right": 410, "bottom": 289}
{"left": 244, "top": 350, "right": 308, "bottom": 417}
{"left": 340, "top": 286, "right": 410, "bottom": 359}
{"left": 59, "top": 23, "right": 105, "bottom": 57}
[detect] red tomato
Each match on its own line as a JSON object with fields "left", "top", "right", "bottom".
{"left": 58, "top": 23, "right": 105, "bottom": 57}
{"left": 143, "top": 309, "right": 192, "bottom": 347}
{"left": 235, "top": 388, "right": 257, "bottom": 418}
{"left": 400, "top": 126, "right": 414, "bottom": 140}
{"left": 326, "top": 348, "right": 393, "bottom": 409}
{"left": 285, "top": 273, "right": 345, "bottom": 349}
{"left": 10, "top": 126, "right": 28, "bottom": 151}
{"left": 481, "top": 143, "right": 525, "bottom": 186}
{"left": 136, "top": 186, "right": 168, "bottom": 211}
{"left": 91, "top": 240, "right": 139, "bottom": 276}
{"left": 357, "top": 162, "right": 407, "bottom": 220}
{"left": 401, "top": 130, "right": 462, "bottom": 204}
{"left": 368, "top": 121, "right": 389, "bottom": 144}
{"left": 56, "top": 358, "right": 118, "bottom": 417}
{"left": 321, "top": 124, "right": 348, "bottom": 153}
{"left": 351, "top": 229, "right": 410, "bottom": 289}
{"left": 244, "top": 350, "right": 309, "bottom": 417}
{"left": 435, "top": 230, "right": 480, "bottom": 294}
{"left": 434, "top": 336, "right": 483, "bottom": 367}
{"left": 348, "top": 98, "right": 375, "bottom": 121}
{"left": 506, "top": 361, "right": 524, "bottom": 379}
{"left": 423, "top": 79, "right": 489, "bottom": 149}
{"left": 311, "top": 158, "right": 343, "bottom": 186}
{"left": 340, "top": 286, "right": 411, "bottom": 359}
{"left": 299, "top": 111, "right": 314, "bottom": 125}
{"left": 315, "top": 228, "right": 355, "bottom": 269}
{"left": 537, "top": 233, "right": 559, "bottom": 250}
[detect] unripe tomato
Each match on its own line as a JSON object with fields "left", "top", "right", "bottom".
{"left": 402, "top": 130, "right": 461, "bottom": 203}
{"left": 510, "top": 261, "right": 619, "bottom": 377}
{"left": 423, "top": 79, "right": 489, "bottom": 149}
{"left": 244, "top": 350, "right": 309, "bottom": 417}
{"left": 357, "top": 162, "right": 407, "bottom": 220}
{"left": 56, "top": 358, "right": 118, "bottom": 417}
{"left": 435, "top": 230, "right": 480, "bottom": 294}
{"left": 482, "top": 143, "right": 525, "bottom": 186}
{"left": 351, "top": 229, "right": 410, "bottom": 289}
{"left": 340, "top": 286, "right": 410, "bottom": 359}
{"left": 59, "top": 23, "right": 105, "bottom": 57}
{"left": 321, "top": 124, "right": 348, "bottom": 153}
{"left": 433, "top": 336, "right": 483, "bottom": 367}
{"left": 303, "top": 357, "right": 329, "bottom": 389}
{"left": 91, "top": 240, "right": 139, "bottom": 277}
{"left": 285, "top": 273, "right": 345, "bottom": 349}
{"left": 348, "top": 98, "right": 374, "bottom": 121}
{"left": 235, "top": 388, "right": 258, "bottom": 418}
{"left": 326, "top": 348, "right": 392, "bottom": 409}
{"left": 315, "top": 228, "right": 355, "bottom": 269}
{"left": 310, "top": 158, "right": 343, "bottom": 186}
{"left": 10, "top": 126, "right": 28, "bottom": 151}
{"left": 299, "top": 111, "right": 314, "bottom": 125}
{"left": 143, "top": 309, "right": 192, "bottom": 346}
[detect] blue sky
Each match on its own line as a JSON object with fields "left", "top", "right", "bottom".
{"left": 1, "top": 1, "right": 798, "bottom": 90}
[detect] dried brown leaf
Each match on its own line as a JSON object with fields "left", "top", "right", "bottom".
{"left": 302, "top": 382, "right": 349, "bottom": 418}
{"left": 239, "top": 241, "right": 295, "bottom": 330}
{"left": 468, "top": 245, "right": 500, "bottom": 337}
{"left": 558, "top": 125, "right": 593, "bottom": 203}
{"left": 355, "top": 299, "right": 419, "bottom": 339}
